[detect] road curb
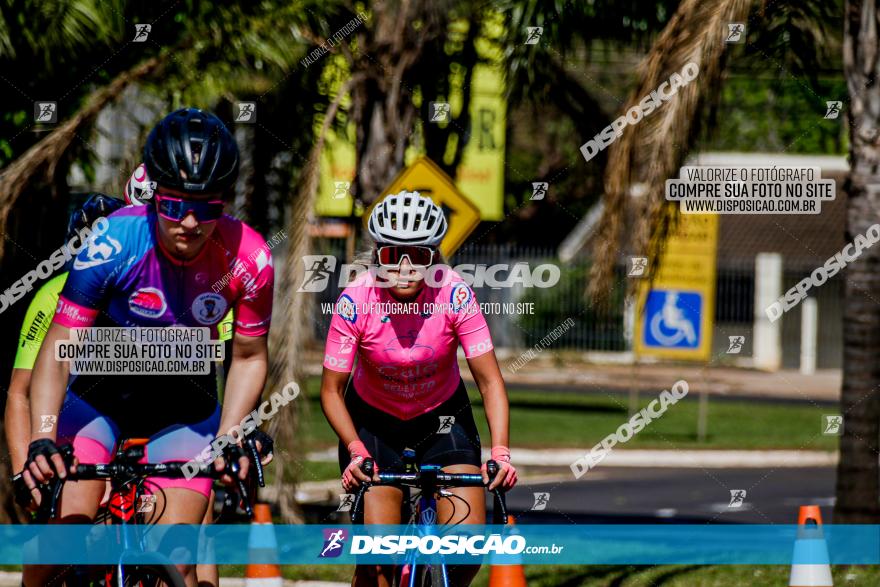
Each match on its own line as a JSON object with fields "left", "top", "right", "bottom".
{"left": 306, "top": 447, "right": 838, "bottom": 468}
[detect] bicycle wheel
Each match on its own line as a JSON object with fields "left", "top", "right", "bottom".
{"left": 116, "top": 563, "right": 186, "bottom": 587}
{"left": 53, "top": 563, "right": 185, "bottom": 587}
{"left": 413, "top": 563, "right": 448, "bottom": 587}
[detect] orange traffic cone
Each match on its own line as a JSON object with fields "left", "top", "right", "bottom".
{"left": 789, "top": 505, "right": 833, "bottom": 587}
{"left": 245, "top": 503, "right": 283, "bottom": 586}
{"left": 488, "top": 515, "right": 527, "bottom": 587}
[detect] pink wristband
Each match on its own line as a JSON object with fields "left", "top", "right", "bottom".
{"left": 490, "top": 446, "right": 511, "bottom": 462}
{"left": 348, "top": 440, "right": 369, "bottom": 459}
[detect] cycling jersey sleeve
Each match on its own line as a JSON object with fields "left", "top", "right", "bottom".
{"left": 53, "top": 217, "right": 130, "bottom": 328}
{"left": 14, "top": 273, "right": 68, "bottom": 370}
{"left": 218, "top": 309, "right": 234, "bottom": 341}
{"left": 448, "top": 282, "right": 494, "bottom": 359}
{"left": 323, "top": 292, "right": 360, "bottom": 373}
{"left": 232, "top": 230, "right": 274, "bottom": 337}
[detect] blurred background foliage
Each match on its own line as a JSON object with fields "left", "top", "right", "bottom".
{"left": 0, "top": 0, "right": 846, "bottom": 521}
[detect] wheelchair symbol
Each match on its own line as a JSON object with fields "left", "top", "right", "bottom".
{"left": 648, "top": 291, "right": 698, "bottom": 347}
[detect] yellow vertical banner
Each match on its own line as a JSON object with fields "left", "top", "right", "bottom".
{"left": 315, "top": 124, "right": 356, "bottom": 217}
{"left": 315, "top": 21, "right": 506, "bottom": 220}
{"left": 455, "top": 64, "right": 505, "bottom": 220}
{"left": 633, "top": 213, "right": 719, "bottom": 361}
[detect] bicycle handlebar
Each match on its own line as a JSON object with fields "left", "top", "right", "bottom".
{"left": 352, "top": 458, "right": 509, "bottom": 525}
{"left": 68, "top": 462, "right": 222, "bottom": 480}
{"left": 33, "top": 445, "right": 257, "bottom": 520}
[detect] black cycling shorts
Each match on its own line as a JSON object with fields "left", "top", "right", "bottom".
{"left": 338, "top": 379, "right": 482, "bottom": 473}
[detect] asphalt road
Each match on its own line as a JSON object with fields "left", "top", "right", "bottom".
{"left": 506, "top": 466, "right": 836, "bottom": 525}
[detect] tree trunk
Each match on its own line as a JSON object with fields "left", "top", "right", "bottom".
{"left": 835, "top": 0, "right": 880, "bottom": 523}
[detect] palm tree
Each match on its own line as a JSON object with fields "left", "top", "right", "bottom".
{"left": 0, "top": 0, "right": 309, "bottom": 522}
{"left": 587, "top": 0, "right": 879, "bottom": 522}
{"left": 835, "top": 0, "right": 880, "bottom": 522}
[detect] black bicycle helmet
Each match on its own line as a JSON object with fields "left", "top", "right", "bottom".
{"left": 66, "top": 193, "right": 125, "bottom": 241}
{"left": 143, "top": 107, "right": 239, "bottom": 193}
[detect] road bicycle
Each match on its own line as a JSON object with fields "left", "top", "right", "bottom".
{"left": 349, "top": 448, "right": 509, "bottom": 587}
{"left": 18, "top": 436, "right": 266, "bottom": 587}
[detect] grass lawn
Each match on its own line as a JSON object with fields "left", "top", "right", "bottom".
{"left": 296, "top": 377, "right": 839, "bottom": 456}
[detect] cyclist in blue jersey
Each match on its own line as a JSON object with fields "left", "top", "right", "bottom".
{"left": 21, "top": 108, "right": 275, "bottom": 587}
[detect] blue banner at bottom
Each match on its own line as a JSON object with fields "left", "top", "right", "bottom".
{"left": 1, "top": 524, "right": 877, "bottom": 565}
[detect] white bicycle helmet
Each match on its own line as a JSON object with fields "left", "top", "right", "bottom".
{"left": 123, "top": 163, "right": 155, "bottom": 205}
{"left": 367, "top": 190, "right": 448, "bottom": 246}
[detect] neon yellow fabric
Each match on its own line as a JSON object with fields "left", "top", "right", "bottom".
{"left": 14, "top": 273, "right": 67, "bottom": 370}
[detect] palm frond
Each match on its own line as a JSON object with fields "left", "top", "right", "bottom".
{"left": 0, "top": 54, "right": 165, "bottom": 257}
{"left": 588, "top": 0, "right": 753, "bottom": 303}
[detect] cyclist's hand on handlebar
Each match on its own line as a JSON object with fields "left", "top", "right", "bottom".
{"left": 248, "top": 429, "right": 274, "bottom": 466}
{"left": 342, "top": 440, "right": 378, "bottom": 491}
{"left": 214, "top": 442, "right": 249, "bottom": 485}
{"left": 481, "top": 446, "right": 517, "bottom": 491}
{"left": 24, "top": 439, "right": 77, "bottom": 484}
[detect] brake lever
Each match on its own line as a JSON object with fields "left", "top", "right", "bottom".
{"left": 485, "top": 460, "right": 508, "bottom": 525}
{"left": 11, "top": 473, "right": 33, "bottom": 508}
{"left": 244, "top": 437, "right": 265, "bottom": 488}
{"left": 41, "top": 444, "right": 77, "bottom": 520}
{"left": 227, "top": 458, "right": 254, "bottom": 517}
{"left": 350, "top": 458, "right": 375, "bottom": 525}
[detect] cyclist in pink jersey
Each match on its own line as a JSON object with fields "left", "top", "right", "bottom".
{"left": 321, "top": 191, "right": 516, "bottom": 587}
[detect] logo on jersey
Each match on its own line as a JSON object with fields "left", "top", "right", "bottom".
{"left": 338, "top": 335, "right": 355, "bottom": 354}
{"left": 382, "top": 330, "right": 435, "bottom": 363}
{"left": 128, "top": 287, "right": 167, "bottom": 319}
{"left": 450, "top": 283, "right": 472, "bottom": 313}
{"left": 22, "top": 310, "right": 48, "bottom": 347}
{"left": 337, "top": 294, "right": 357, "bottom": 323}
{"left": 74, "top": 233, "right": 122, "bottom": 270}
{"left": 192, "top": 292, "right": 228, "bottom": 325}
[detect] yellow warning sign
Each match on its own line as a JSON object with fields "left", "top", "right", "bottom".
{"left": 366, "top": 156, "right": 481, "bottom": 257}
{"left": 633, "top": 213, "right": 719, "bottom": 362}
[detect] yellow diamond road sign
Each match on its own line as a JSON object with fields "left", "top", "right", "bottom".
{"left": 369, "top": 156, "right": 482, "bottom": 257}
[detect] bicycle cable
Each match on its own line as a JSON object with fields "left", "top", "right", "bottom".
{"left": 439, "top": 491, "right": 471, "bottom": 528}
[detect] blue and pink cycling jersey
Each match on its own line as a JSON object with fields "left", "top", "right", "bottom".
{"left": 52, "top": 205, "right": 274, "bottom": 496}
{"left": 323, "top": 269, "right": 494, "bottom": 420}
{"left": 54, "top": 205, "right": 273, "bottom": 335}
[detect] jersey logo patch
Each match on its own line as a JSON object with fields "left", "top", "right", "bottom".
{"left": 73, "top": 234, "right": 122, "bottom": 270}
{"left": 337, "top": 294, "right": 357, "bottom": 323}
{"left": 22, "top": 310, "right": 48, "bottom": 346}
{"left": 128, "top": 287, "right": 167, "bottom": 319}
{"left": 450, "top": 282, "right": 472, "bottom": 313}
{"left": 192, "top": 292, "right": 228, "bottom": 325}
{"left": 338, "top": 335, "right": 355, "bottom": 354}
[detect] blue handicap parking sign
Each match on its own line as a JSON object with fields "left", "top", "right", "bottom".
{"left": 643, "top": 290, "right": 702, "bottom": 349}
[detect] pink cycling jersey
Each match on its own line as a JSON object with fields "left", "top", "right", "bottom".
{"left": 323, "top": 269, "right": 494, "bottom": 420}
